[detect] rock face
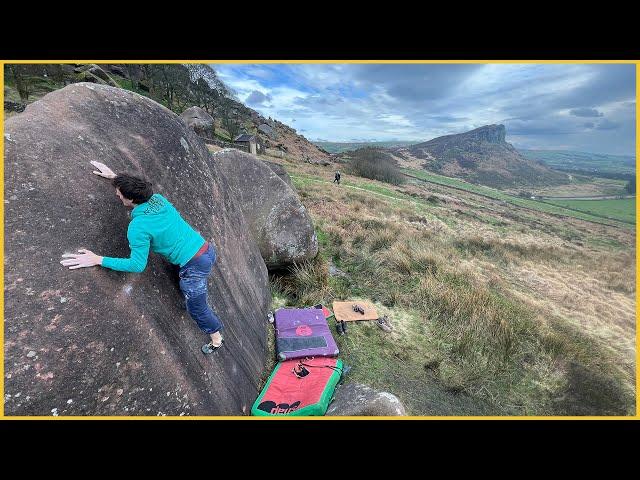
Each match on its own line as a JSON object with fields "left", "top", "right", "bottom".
{"left": 4, "top": 83, "right": 271, "bottom": 416}
{"left": 325, "top": 383, "right": 407, "bottom": 416}
{"left": 258, "top": 123, "right": 277, "bottom": 140}
{"left": 103, "top": 65, "right": 126, "bottom": 77}
{"left": 396, "top": 124, "right": 567, "bottom": 189}
{"left": 212, "top": 149, "right": 318, "bottom": 269}
{"left": 180, "top": 106, "right": 214, "bottom": 138}
{"left": 263, "top": 161, "right": 293, "bottom": 188}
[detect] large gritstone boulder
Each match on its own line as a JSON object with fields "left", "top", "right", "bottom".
{"left": 212, "top": 149, "right": 318, "bottom": 269}
{"left": 180, "top": 106, "right": 214, "bottom": 138}
{"left": 263, "top": 161, "right": 293, "bottom": 188}
{"left": 4, "top": 83, "right": 271, "bottom": 416}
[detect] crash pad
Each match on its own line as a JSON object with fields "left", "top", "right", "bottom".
{"left": 252, "top": 357, "right": 344, "bottom": 416}
{"left": 332, "top": 301, "right": 379, "bottom": 322}
{"left": 275, "top": 308, "right": 339, "bottom": 361}
{"left": 312, "top": 303, "right": 333, "bottom": 319}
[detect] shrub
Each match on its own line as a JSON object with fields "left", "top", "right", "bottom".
{"left": 348, "top": 147, "right": 405, "bottom": 185}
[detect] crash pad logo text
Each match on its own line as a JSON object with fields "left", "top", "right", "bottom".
{"left": 258, "top": 400, "right": 301, "bottom": 414}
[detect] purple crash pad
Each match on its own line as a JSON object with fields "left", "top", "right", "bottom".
{"left": 274, "top": 308, "right": 339, "bottom": 361}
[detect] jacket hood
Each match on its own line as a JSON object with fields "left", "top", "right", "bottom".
{"left": 131, "top": 194, "right": 167, "bottom": 219}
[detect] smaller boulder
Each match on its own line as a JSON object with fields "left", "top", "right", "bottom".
{"left": 75, "top": 64, "right": 120, "bottom": 87}
{"left": 326, "top": 383, "right": 407, "bottom": 416}
{"left": 181, "top": 106, "right": 215, "bottom": 138}
{"left": 213, "top": 149, "right": 318, "bottom": 269}
{"left": 104, "top": 65, "right": 126, "bottom": 77}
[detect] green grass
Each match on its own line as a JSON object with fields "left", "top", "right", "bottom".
{"left": 4, "top": 77, "right": 65, "bottom": 104}
{"left": 271, "top": 167, "right": 635, "bottom": 415}
{"left": 543, "top": 198, "right": 636, "bottom": 224}
{"left": 401, "top": 168, "right": 633, "bottom": 227}
{"left": 269, "top": 220, "right": 633, "bottom": 415}
{"left": 291, "top": 174, "right": 457, "bottom": 229}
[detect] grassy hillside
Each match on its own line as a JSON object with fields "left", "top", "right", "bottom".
{"left": 401, "top": 168, "right": 634, "bottom": 226}
{"left": 259, "top": 152, "right": 635, "bottom": 416}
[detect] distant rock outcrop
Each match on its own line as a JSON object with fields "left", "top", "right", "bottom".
{"left": 258, "top": 123, "right": 277, "bottom": 140}
{"left": 326, "top": 383, "right": 407, "bottom": 416}
{"left": 212, "top": 149, "right": 318, "bottom": 269}
{"left": 180, "top": 106, "right": 214, "bottom": 138}
{"left": 4, "top": 83, "right": 270, "bottom": 416}
{"left": 396, "top": 124, "right": 567, "bottom": 188}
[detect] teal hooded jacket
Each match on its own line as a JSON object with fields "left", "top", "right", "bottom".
{"left": 101, "top": 194, "right": 205, "bottom": 273}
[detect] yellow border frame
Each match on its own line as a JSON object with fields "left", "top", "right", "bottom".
{"left": 1, "top": 59, "right": 638, "bottom": 420}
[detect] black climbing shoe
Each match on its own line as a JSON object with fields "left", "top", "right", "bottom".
{"left": 352, "top": 304, "right": 365, "bottom": 315}
{"left": 202, "top": 339, "right": 225, "bottom": 354}
{"left": 377, "top": 316, "right": 392, "bottom": 333}
{"left": 335, "top": 321, "right": 344, "bottom": 336}
{"left": 341, "top": 320, "right": 347, "bottom": 334}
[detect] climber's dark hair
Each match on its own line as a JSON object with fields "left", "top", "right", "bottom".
{"left": 112, "top": 174, "right": 153, "bottom": 204}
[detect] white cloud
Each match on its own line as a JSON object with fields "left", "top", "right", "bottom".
{"left": 211, "top": 63, "right": 635, "bottom": 154}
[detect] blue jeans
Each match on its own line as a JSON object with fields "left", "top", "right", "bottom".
{"left": 178, "top": 243, "right": 223, "bottom": 335}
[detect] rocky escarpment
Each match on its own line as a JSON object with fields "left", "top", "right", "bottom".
{"left": 396, "top": 124, "right": 568, "bottom": 188}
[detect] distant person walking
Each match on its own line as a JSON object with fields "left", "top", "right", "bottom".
{"left": 60, "top": 161, "right": 225, "bottom": 355}
{"left": 333, "top": 170, "right": 341, "bottom": 185}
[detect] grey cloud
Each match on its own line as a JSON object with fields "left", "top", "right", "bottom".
{"left": 295, "top": 94, "right": 345, "bottom": 107}
{"left": 245, "top": 90, "right": 272, "bottom": 105}
{"left": 555, "top": 64, "right": 636, "bottom": 109}
{"left": 570, "top": 107, "right": 603, "bottom": 117}
{"left": 595, "top": 119, "right": 619, "bottom": 130}
{"left": 505, "top": 117, "right": 587, "bottom": 136}
{"left": 428, "top": 115, "right": 471, "bottom": 123}
{"left": 352, "top": 64, "right": 482, "bottom": 102}
{"left": 494, "top": 65, "right": 635, "bottom": 123}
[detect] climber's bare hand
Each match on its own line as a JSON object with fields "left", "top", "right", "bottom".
{"left": 90, "top": 161, "right": 116, "bottom": 179}
{"left": 60, "top": 249, "right": 103, "bottom": 269}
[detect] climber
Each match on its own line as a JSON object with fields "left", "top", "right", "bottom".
{"left": 60, "top": 161, "right": 224, "bottom": 355}
{"left": 333, "top": 170, "right": 341, "bottom": 185}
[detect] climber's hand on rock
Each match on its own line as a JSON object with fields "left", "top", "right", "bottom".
{"left": 90, "top": 161, "right": 116, "bottom": 179}
{"left": 60, "top": 249, "right": 103, "bottom": 269}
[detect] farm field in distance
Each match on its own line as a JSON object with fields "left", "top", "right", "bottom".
{"left": 543, "top": 198, "right": 636, "bottom": 224}
{"left": 400, "top": 168, "right": 634, "bottom": 227}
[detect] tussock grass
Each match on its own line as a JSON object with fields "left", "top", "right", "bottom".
{"left": 368, "top": 230, "right": 397, "bottom": 252}
{"left": 270, "top": 166, "right": 635, "bottom": 415}
{"left": 454, "top": 236, "right": 565, "bottom": 264}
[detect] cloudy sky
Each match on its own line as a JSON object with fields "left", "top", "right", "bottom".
{"left": 213, "top": 63, "right": 636, "bottom": 155}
